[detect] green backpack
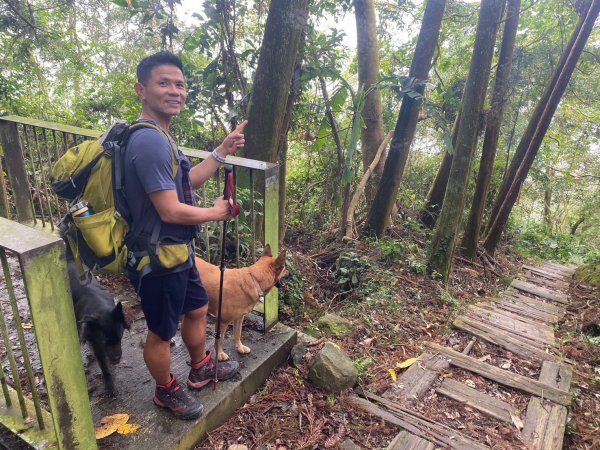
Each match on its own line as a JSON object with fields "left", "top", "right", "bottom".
{"left": 51, "top": 121, "right": 182, "bottom": 275}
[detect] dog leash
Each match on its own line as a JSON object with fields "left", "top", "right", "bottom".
{"left": 214, "top": 164, "right": 239, "bottom": 388}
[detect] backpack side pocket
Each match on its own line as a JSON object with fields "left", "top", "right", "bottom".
{"left": 73, "top": 208, "right": 128, "bottom": 258}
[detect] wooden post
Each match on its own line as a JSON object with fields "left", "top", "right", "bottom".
{"left": 0, "top": 121, "right": 34, "bottom": 223}
{"left": 0, "top": 218, "right": 97, "bottom": 449}
{"left": 263, "top": 164, "right": 280, "bottom": 330}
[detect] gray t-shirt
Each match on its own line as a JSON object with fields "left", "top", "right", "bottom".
{"left": 123, "top": 127, "right": 195, "bottom": 260}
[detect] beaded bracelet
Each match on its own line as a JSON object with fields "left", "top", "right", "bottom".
{"left": 211, "top": 149, "right": 226, "bottom": 164}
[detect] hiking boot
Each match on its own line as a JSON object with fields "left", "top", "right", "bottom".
{"left": 187, "top": 351, "right": 240, "bottom": 390}
{"left": 153, "top": 375, "right": 204, "bottom": 420}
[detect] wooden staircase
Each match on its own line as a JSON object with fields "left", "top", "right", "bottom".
{"left": 350, "top": 262, "right": 575, "bottom": 449}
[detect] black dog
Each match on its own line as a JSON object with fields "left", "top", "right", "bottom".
{"left": 66, "top": 256, "right": 130, "bottom": 395}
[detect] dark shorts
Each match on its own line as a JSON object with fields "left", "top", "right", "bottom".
{"left": 137, "top": 264, "right": 209, "bottom": 341}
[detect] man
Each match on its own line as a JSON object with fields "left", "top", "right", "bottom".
{"left": 125, "top": 51, "right": 247, "bottom": 420}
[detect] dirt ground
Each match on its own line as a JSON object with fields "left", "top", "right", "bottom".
{"left": 194, "top": 227, "right": 600, "bottom": 450}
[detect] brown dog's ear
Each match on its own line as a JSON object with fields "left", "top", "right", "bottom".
{"left": 263, "top": 244, "right": 272, "bottom": 257}
{"left": 275, "top": 250, "right": 286, "bottom": 270}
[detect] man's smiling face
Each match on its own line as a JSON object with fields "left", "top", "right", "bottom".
{"left": 138, "top": 64, "right": 187, "bottom": 123}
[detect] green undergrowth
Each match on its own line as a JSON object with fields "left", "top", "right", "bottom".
{"left": 512, "top": 223, "right": 600, "bottom": 265}
{"left": 574, "top": 264, "right": 600, "bottom": 287}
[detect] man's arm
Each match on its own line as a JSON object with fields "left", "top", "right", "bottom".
{"left": 189, "top": 120, "right": 247, "bottom": 188}
{"left": 149, "top": 189, "right": 231, "bottom": 225}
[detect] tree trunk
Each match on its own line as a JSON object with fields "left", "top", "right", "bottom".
{"left": 354, "top": 0, "right": 386, "bottom": 203}
{"left": 419, "top": 112, "right": 460, "bottom": 228}
{"left": 484, "top": 0, "right": 600, "bottom": 255}
{"left": 345, "top": 130, "right": 394, "bottom": 238}
{"left": 276, "top": 46, "right": 305, "bottom": 245}
{"left": 461, "top": 0, "right": 520, "bottom": 257}
{"left": 244, "top": 0, "right": 310, "bottom": 163}
{"left": 428, "top": 0, "right": 504, "bottom": 282}
{"left": 570, "top": 216, "right": 585, "bottom": 235}
{"left": 365, "top": 0, "right": 447, "bottom": 237}
{"left": 543, "top": 166, "right": 552, "bottom": 226}
{"left": 485, "top": 0, "right": 590, "bottom": 232}
{"left": 318, "top": 77, "right": 352, "bottom": 237}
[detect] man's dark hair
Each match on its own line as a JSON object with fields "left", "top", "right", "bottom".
{"left": 136, "top": 51, "right": 184, "bottom": 85}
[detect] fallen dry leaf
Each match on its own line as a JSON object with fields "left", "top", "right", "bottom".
{"left": 397, "top": 357, "right": 419, "bottom": 369}
{"left": 95, "top": 413, "right": 130, "bottom": 440}
{"left": 117, "top": 422, "right": 141, "bottom": 435}
{"left": 510, "top": 412, "right": 524, "bottom": 430}
{"left": 388, "top": 368, "right": 397, "bottom": 383}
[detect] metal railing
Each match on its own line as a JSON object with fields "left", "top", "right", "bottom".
{"left": 0, "top": 115, "right": 280, "bottom": 327}
{"left": 0, "top": 115, "right": 280, "bottom": 448}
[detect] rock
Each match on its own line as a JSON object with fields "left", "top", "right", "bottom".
{"left": 290, "top": 342, "right": 307, "bottom": 369}
{"left": 227, "top": 445, "right": 248, "bottom": 450}
{"left": 341, "top": 438, "right": 362, "bottom": 450}
{"left": 317, "top": 313, "right": 354, "bottom": 338}
{"left": 309, "top": 342, "right": 358, "bottom": 392}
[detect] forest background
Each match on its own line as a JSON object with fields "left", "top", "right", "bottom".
{"left": 1, "top": 0, "right": 599, "bottom": 272}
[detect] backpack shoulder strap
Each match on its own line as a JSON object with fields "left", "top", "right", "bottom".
{"left": 127, "top": 121, "right": 180, "bottom": 179}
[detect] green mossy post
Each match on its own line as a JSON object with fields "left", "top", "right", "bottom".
{"left": 263, "top": 164, "right": 280, "bottom": 329}
{"left": 0, "top": 218, "right": 97, "bottom": 449}
{"left": 0, "top": 121, "right": 34, "bottom": 223}
{"left": 428, "top": 0, "right": 504, "bottom": 282}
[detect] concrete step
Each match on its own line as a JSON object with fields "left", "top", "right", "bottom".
{"left": 86, "top": 311, "right": 296, "bottom": 449}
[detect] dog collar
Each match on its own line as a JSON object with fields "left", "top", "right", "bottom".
{"left": 250, "top": 274, "right": 265, "bottom": 303}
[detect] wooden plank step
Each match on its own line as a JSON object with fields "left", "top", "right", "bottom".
{"left": 539, "top": 361, "right": 572, "bottom": 391}
{"left": 425, "top": 342, "right": 571, "bottom": 406}
{"left": 510, "top": 280, "right": 568, "bottom": 304}
{"left": 471, "top": 304, "right": 551, "bottom": 328}
{"left": 539, "top": 262, "right": 575, "bottom": 275}
{"left": 503, "top": 291, "right": 565, "bottom": 317}
{"left": 522, "top": 399, "right": 567, "bottom": 449}
{"left": 436, "top": 378, "right": 521, "bottom": 425}
{"left": 386, "top": 430, "right": 435, "bottom": 450}
{"left": 466, "top": 305, "right": 556, "bottom": 345}
{"left": 349, "top": 394, "right": 490, "bottom": 450}
{"left": 538, "top": 261, "right": 573, "bottom": 272}
{"left": 523, "top": 265, "right": 567, "bottom": 281}
{"left": 492, "top": 299, "right": 560, "bottom": 324}
{"left": 453, "top": 316, "right": 559, "bottom": 362}
{"left": 386, "top": 353, "right": 449, "bottom": 401}
{"left": 457, "top": 312, "right": 554, "bottom": 348}
{"left": 522, "top": 361, "right": 572, "bottom": 449}
{"left": 523, "top": 274, "right": 568, "bottom": 291}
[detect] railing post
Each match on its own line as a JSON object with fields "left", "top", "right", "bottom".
{"left": 0, "top": 218, "right": 97, "bottom": 449}
{"left": 0, "top": 120, "right": 34, "bottom": 223}
{"left": 263, "top": 165, "right": 280, "bottom": 329}
{"left": 0, "top": 157, "right": 8, "bottom": 218}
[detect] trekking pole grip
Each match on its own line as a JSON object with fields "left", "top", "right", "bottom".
{"left": 223, "top": 164, "right": 233, "bottom": 200}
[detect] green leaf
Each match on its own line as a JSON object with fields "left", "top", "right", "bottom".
{"left": 329, "top": 86, "right": 349, "bottom": 112}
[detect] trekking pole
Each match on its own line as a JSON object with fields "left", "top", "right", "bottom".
{"left": 214, "top": 164, "right": 238, "bottom": 388}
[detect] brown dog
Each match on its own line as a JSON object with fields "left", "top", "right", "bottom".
{"left": 195, "top": 244, "right": 287, "bottom": 361}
